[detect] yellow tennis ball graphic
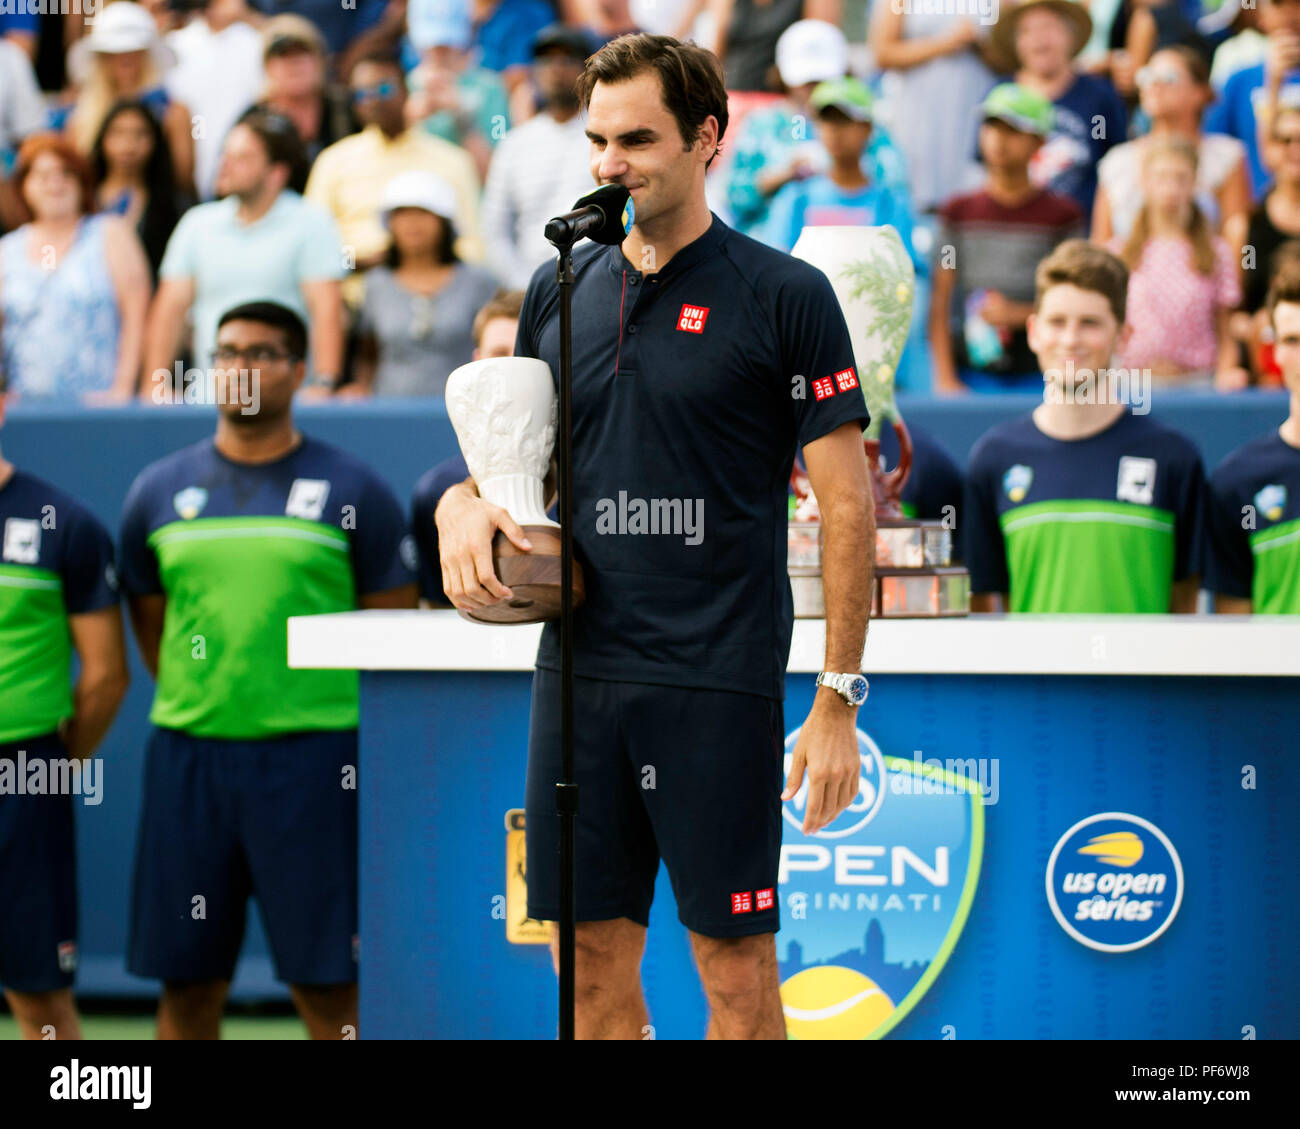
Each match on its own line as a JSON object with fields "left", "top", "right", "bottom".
{"left": 781, "top": 966, "right": 894, "bottom": 1040}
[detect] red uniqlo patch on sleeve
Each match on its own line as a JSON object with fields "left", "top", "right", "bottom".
{"left": 731, "top": 891, "right": 753, "bottom": 914}
{"left": 813, "top": 376, "right": 836, "bottom": 400}
{"left": 834, "top": 367, "right": 859, "bottom": 392}
{"left": 755, "top": 888, "right": 774, "bottom": 911}
{"left": 677, "top": 304, "right": 709, "bottom": 333}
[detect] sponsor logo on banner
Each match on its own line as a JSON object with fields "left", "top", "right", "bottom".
{"left": 172, "top": 487, "right": 208, "bottom": 521}
{"left": 2, "top": 517, "right": 40, "bottom": 564}
{"left": 778, "top": 727, "right": 984, "bottom": 1039}
{"left": 1254, "top": 484, "right": 1287, "bottom": 523}
{"left": 1116, "top": 456, "right": 1157, "bottom": 506}
{"left": 1003, "top": 464, "right": 1033, "bottom": 503}
{"left": 1045, "top": 812, "right": 1183, "bottom": 953}
{"left": 504, "top": 809, "right": 549, "bottom": 944}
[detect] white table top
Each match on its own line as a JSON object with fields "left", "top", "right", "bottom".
{"left": 287, "top": 611, "right": 1300, "bottom": 677}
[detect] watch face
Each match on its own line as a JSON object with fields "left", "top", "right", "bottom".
{"left": 849, "top": 676, "right": 869, "bottom": 704}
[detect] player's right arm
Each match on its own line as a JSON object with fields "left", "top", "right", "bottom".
{"left": 64, "top": 606, "right": 130, "bottom": 759}
{"left": 434, "top": 479, "right": 532, "bottom": 610}
{"left": 126, "top": 594, "right": 166, "bottom": 680}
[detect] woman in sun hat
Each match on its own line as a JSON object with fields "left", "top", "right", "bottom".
{"left": 66, "top": 1, "right": 194, "bottom": 194}
{"left": 990, "top": 0, "right": 1127, "bottom": 224}
{"left": 349, "top": 169, "right": 499, "bottom": 398}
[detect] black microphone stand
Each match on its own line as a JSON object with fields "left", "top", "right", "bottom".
{"left": 547, "top": 230, "right": 578, "bottom": 1043}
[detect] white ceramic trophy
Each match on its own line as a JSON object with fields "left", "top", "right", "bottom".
{"left": 444, "top": 356, "right": 585, "bottom": 623}
{"left": 788, "top": 224, "right": 969, "bottom": 617}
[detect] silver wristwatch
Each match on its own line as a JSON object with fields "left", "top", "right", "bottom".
{"left": 816, "top": 672, "right": 869, "bottom": 707}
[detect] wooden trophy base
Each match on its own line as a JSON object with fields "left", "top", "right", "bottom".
{"left": 458, "top": 525, "right": 586, "bottom": 625}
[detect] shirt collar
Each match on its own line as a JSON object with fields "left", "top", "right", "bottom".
{"left": 605, "top": 212, "right": 729, "bottom": 280}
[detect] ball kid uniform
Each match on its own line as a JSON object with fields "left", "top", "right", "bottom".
{"left": 0, "top": 471, "right": 118, "bottom": 991}
{"left": 118, "top": 437, "right": 416, "bottom": 984}
{"left": 516, "top": 214, "right": 868, "bottom": 937}
{"left": 1205, "top": 430, "right": 1300, "bottom": 613}
{"left": 964, "top": 409, "right": 1206, "bottom": 612}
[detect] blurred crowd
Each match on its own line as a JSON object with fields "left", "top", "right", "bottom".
{"left": 0, "top": 0, "right": 1298, "bottom": 401}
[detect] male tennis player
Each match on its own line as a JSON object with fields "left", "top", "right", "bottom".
{"left": 437, "top": 34, "right": 875, "bottom": 1040}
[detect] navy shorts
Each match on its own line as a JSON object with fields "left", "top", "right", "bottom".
{"left": 525, "top": 670, "right": 784, "bottom": 937}
{"left": 0, "top": 732, "right": 78, "bottom": 993}
{"left": 128, "top": 726, "right": 358, "bottom": 986}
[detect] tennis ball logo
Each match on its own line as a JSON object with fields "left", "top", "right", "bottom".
{"left": 781, "top": 966, "right": 895, "bottom": 1040}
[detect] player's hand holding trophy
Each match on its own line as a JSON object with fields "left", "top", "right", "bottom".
{"left": 444, "top": 356, "right": 585, "bottom": 624}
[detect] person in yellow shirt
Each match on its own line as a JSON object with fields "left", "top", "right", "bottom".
{"left": 305, "top": 49, "right": 485, "bottom": 299}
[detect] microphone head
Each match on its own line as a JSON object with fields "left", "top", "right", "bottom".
{"left": 575, "top": 183, "right": 635, "bottom": 245}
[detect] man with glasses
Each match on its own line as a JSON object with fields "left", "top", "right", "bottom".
{"left": 141, "top": 109, "right": 346, "bottom": 398}
{"left": 305, "top": 49, "right": 484, "bottom": 280}
{"left": 119, "top": 301, "right": 419, "bottom": 1038}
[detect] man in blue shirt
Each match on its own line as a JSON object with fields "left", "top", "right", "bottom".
{"left": 435, "top": 34, "right": 875, "bottom": 1040}
{"left": 1206, "top": 0, "right": 1300, "bottom": 199}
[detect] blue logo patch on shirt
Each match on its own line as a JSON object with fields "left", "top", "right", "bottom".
{"left": 1003, "top": 464, "right": 1034, "bottom": 503}
{"left": 1254, "top": 483, "right": 1287, "bottom": 522}
{"left": 173, "top": 487, "right": 208, "bottom": 521}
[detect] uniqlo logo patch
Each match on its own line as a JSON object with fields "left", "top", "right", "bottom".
{"left": 677, "top": 303, "right": 709, "bottom": 333}
{"left": 813, "top": 376, "right": 836, "bottom": 400}
{"left": 755, "top": 887, "right": 774, "bottom": 911}
{"left": 731, "top": 891, "right": 753, "bottom": 914}
{"left": 834, "top": 367, "right": 859, "bottom": 392}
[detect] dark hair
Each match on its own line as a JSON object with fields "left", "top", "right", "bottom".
{"left": 577, "top": 34, "right": 728, "bottom": 167}
{"left": 348, "top": 48, "right": 405, "bottom": 80}
{"left": 216, "top": 301, "right": 308, "bottom": 359}
{"left": 1267, "top": 244, "right": 1300, "bottom": 324}
{"left": 91, "top": 99, "right": 181, "bottom": 276}
{"left": 1034, "top": 239, "right": 1129, "bottom": 324}
{"left": 1151, "top": 43, "right": 1212, "bottom": 89}
{"left": 383, "top": 208, "right": 458, "bottom": 267}
{"left": 233, "top": 107, "right": 311, "bottom": 193}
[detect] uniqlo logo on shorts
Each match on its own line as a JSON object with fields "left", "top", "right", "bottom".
{"left": 813, "top": 376, "right": 836, "bottom": 400}
{"left": 677, "top": 304, "right": 709, "bottom": 333}
{"left": 834, "top": 367, "right": 859, "bottom": 392}
{"left": 731, "top": 891, "right": 753, "bottom": 914}
{"left": 755, "top": 887, "right": 774, "bottom": 911}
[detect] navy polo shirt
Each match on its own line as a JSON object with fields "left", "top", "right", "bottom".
{"left": 515, "top": 213, "right": 869, "bottom": 700}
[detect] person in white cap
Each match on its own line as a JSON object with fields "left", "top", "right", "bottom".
{"left": 350, "top": 170, "right": 499, "bottom": 397}
{"left": 725, "top": 19, "right": 910, "bottom": 237}
{"left": 66, "top": 1, "right": 196, "bottom": 195}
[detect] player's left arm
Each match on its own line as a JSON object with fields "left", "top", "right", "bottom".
{"left": 63, "top": 606, "right": 130, "bottom": 760}
{"left": 782, "top": 421, "right": 875, "bottom": 834}
{"left": 359, "top": 585, "right": 418, "bottom": 610}
{"left": 1170, "top": 447, "right": 1209, "bottom": 614}
{"left": 352, "top": 472, "right": 420, "bottom": 609}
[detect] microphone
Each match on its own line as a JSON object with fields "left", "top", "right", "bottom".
{"left": 545, "top": 184, "right": 635, "bottom": 248}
